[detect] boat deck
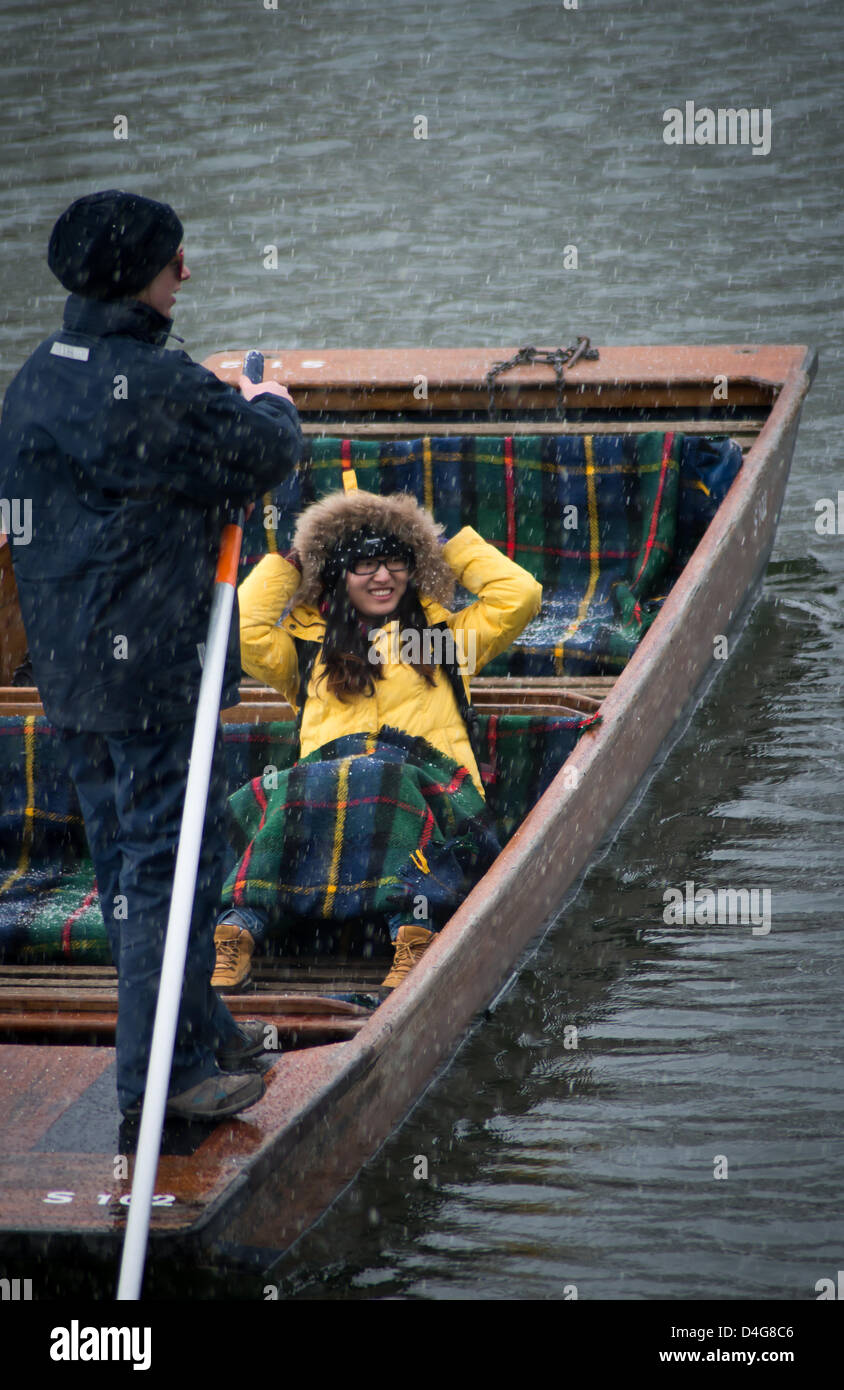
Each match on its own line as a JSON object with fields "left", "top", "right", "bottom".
{"left": 0, "top": 1035, "right": 359, "bottom": 1258}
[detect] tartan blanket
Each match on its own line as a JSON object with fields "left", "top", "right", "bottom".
{"left": 244, "top": 432, "right": 742, "bottom": 676}
{"left": 221, "top": 728, "right": 501, "bottom": 928}
{"left": 0, "top": 712, "right": 584, "bottom": 962}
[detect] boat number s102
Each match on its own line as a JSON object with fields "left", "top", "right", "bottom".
{"left": 42, "top": 1191, "right": 176, "bottom": 1206}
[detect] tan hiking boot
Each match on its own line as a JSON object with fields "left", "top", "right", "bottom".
{"left": 211, "top": 920, "right": 254, "bottom": 990}
{"left": 382, "top": 924, "right": 435, "bottom": 989}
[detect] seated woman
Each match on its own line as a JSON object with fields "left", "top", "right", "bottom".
{"left": 212, "top": 487, "right": 542, "bottom": 991}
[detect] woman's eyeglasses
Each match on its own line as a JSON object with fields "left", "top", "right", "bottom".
{"left": 349, "top": 556, "right": 410, "bottom": 576}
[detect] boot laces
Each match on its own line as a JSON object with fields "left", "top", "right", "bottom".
{"left": 392, "top": 938, "right": 417, "bottom": 971}
{"left": 215, "top": 934, "right": 242, "bottom": 968}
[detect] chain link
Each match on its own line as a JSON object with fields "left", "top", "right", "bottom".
{"left": 484, "top": 338, "right": 599, "bottom": 419}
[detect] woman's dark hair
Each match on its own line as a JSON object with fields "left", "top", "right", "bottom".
{"left": 318, "top": 579, "right": 438, "bottom": 701}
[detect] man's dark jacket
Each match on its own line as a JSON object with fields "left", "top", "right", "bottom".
{"left": 0, "top": 294, "right": 303, "bottom": 731}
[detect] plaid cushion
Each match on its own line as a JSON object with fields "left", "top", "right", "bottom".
{"left": 245, "top": 431, "right": 741, "bottom": 675}
{"left": 675, "top": 434, "right": 743, "bottom": 570}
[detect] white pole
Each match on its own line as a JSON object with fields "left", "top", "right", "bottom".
{"left": 116, "top": 349, "right": 264, "bottom": 1301}
{"left": 115, "top": 516, "right": 243, "bottom": 1302}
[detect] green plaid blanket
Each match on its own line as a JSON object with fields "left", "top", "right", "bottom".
{"left": 221, "top": 728, "right": 501, "bottom": 929}
{"left": 0, "top": 712, "right": 584, "bottom": 962}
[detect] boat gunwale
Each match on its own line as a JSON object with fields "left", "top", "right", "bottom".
{"left": 201, "top": 343, "right": 813, "bottom": 393}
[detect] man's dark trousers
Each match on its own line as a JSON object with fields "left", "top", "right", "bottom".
{"left": 56, "top": 718, "right": 239, "bottom": 1113}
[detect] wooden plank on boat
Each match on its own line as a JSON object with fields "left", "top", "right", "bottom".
{"left": 0, "top": 1047, "right": 115, "bottom": 1155}
{"left": 2, "top": 679, "right": 614, "bottom": 697}
{"left": 220, "top": 701, "right": 293, "bottom": 723}
{"left": 0, "top": 987, "right": 370, "bottom": 1017}
{"left": 0, "top": 1013, "right": 365, "bottom": 1043}
{"left": 205, "top": 344, "right": 808, "bottom": 388}
{"left": 0, "top": 539, "right": 28, "bottom": 687}
{"left": 0, "top": 965, "right": 118, "bottom": 980}
{"left": 471, "top": 688, "right": 602, "bottom": 712}
{"left": 250, "top": 960, "right": 388, "bottom": 992}
{"left": 475, "top": 702, "right": 589, "bottom": 717}
{"left": 0, "top": 1039, "right": 367, "bottom": 1247}
{"left": 213, "top": 385, "right": 774, "bottom": 414}
{"left": 0, "top": 955, "right": 377, "bottom": 1049}
{"left": 0, "top": 959, "right": 386, "bottom": 998}
{"left": 231, "top": 693, "right": 598, "bottom": 718}
{"left": 1, "top": 675, "right": 613, "bottom": 723}
{"left": 203, "top": 346, "right": 807, "bottom": 411}
{"left": 300, "top": 420, "right": 765, "bottom": 440}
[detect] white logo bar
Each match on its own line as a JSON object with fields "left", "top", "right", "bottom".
{"left": 50, "top": 341, "right": 90, "bottom": 361}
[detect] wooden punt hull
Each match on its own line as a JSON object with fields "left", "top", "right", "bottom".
{"left": 0, "top": 344, "right": 816, "bottom": 1277}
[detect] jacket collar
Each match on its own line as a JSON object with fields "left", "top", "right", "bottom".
{"left": 62, "top": 293, "right": 174, "bottom": 346}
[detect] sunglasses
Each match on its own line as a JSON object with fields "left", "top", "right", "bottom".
{"left": 348, "top": 556, "right": 410, "bottom": 576}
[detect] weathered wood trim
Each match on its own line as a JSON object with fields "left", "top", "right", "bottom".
{"left": 203, "top": 344, "right": 807, "bottom": 393}
{"left": 299, "top": 420, "right": 765, "bottom": 439}
{"left": 0, "top": 539, "right": 27, "bottom": 686}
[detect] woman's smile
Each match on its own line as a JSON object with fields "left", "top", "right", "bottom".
{"left": 345, "top": 560, "right": 409, "bottom": 616}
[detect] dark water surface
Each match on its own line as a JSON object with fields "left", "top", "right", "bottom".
{"left": 1, "top": 0, "right": 842, "bottom": 1301}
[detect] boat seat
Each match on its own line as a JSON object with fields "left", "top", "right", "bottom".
{"left": 243, "top": 431, "right": 742, "bottom": 677}
{"left": 0, "top": 709, "right": 588, "bottom": 965}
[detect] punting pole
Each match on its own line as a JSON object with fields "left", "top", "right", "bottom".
{"left": 116, "top": 351, "right": 264, "bottom": 1300}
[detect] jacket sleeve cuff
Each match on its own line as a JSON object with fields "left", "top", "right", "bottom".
{"left": 238, "top": 551, "right": 302, "bottom": 622}
{"left": 442, "top": 526, "right": 539, "bottom": 595}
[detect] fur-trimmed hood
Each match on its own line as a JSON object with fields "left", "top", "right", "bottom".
{"left": 291, "top": 489, "right": 456, "bottom": 607}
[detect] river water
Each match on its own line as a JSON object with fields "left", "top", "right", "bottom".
{"left": 1, "top": 0, "right": 842, "bottom": 1302}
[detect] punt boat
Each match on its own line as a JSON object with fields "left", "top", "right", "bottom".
{"left": 0, "top": 342, "right": 816, "bottom": 1288}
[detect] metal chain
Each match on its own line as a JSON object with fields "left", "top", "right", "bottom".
{"left": 484, "top": 338, "right": 599, "bottom": 419}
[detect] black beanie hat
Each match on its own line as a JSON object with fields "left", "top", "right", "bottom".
{"left": 47, "top": 190, "right": 183, "bottom": 300}
{"left": 320, "top": 526, "right": 416, "bottom": 589}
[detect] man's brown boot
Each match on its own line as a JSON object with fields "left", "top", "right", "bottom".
{"left": 211, "top": 920, "right": 254, "bottom": 990}
{"left": 382, "top": 924, "right": 435, "bottom": 989}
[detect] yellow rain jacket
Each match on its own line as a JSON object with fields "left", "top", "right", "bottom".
{"left": 237, "top": 527, "right": 542, "bottom": 795}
